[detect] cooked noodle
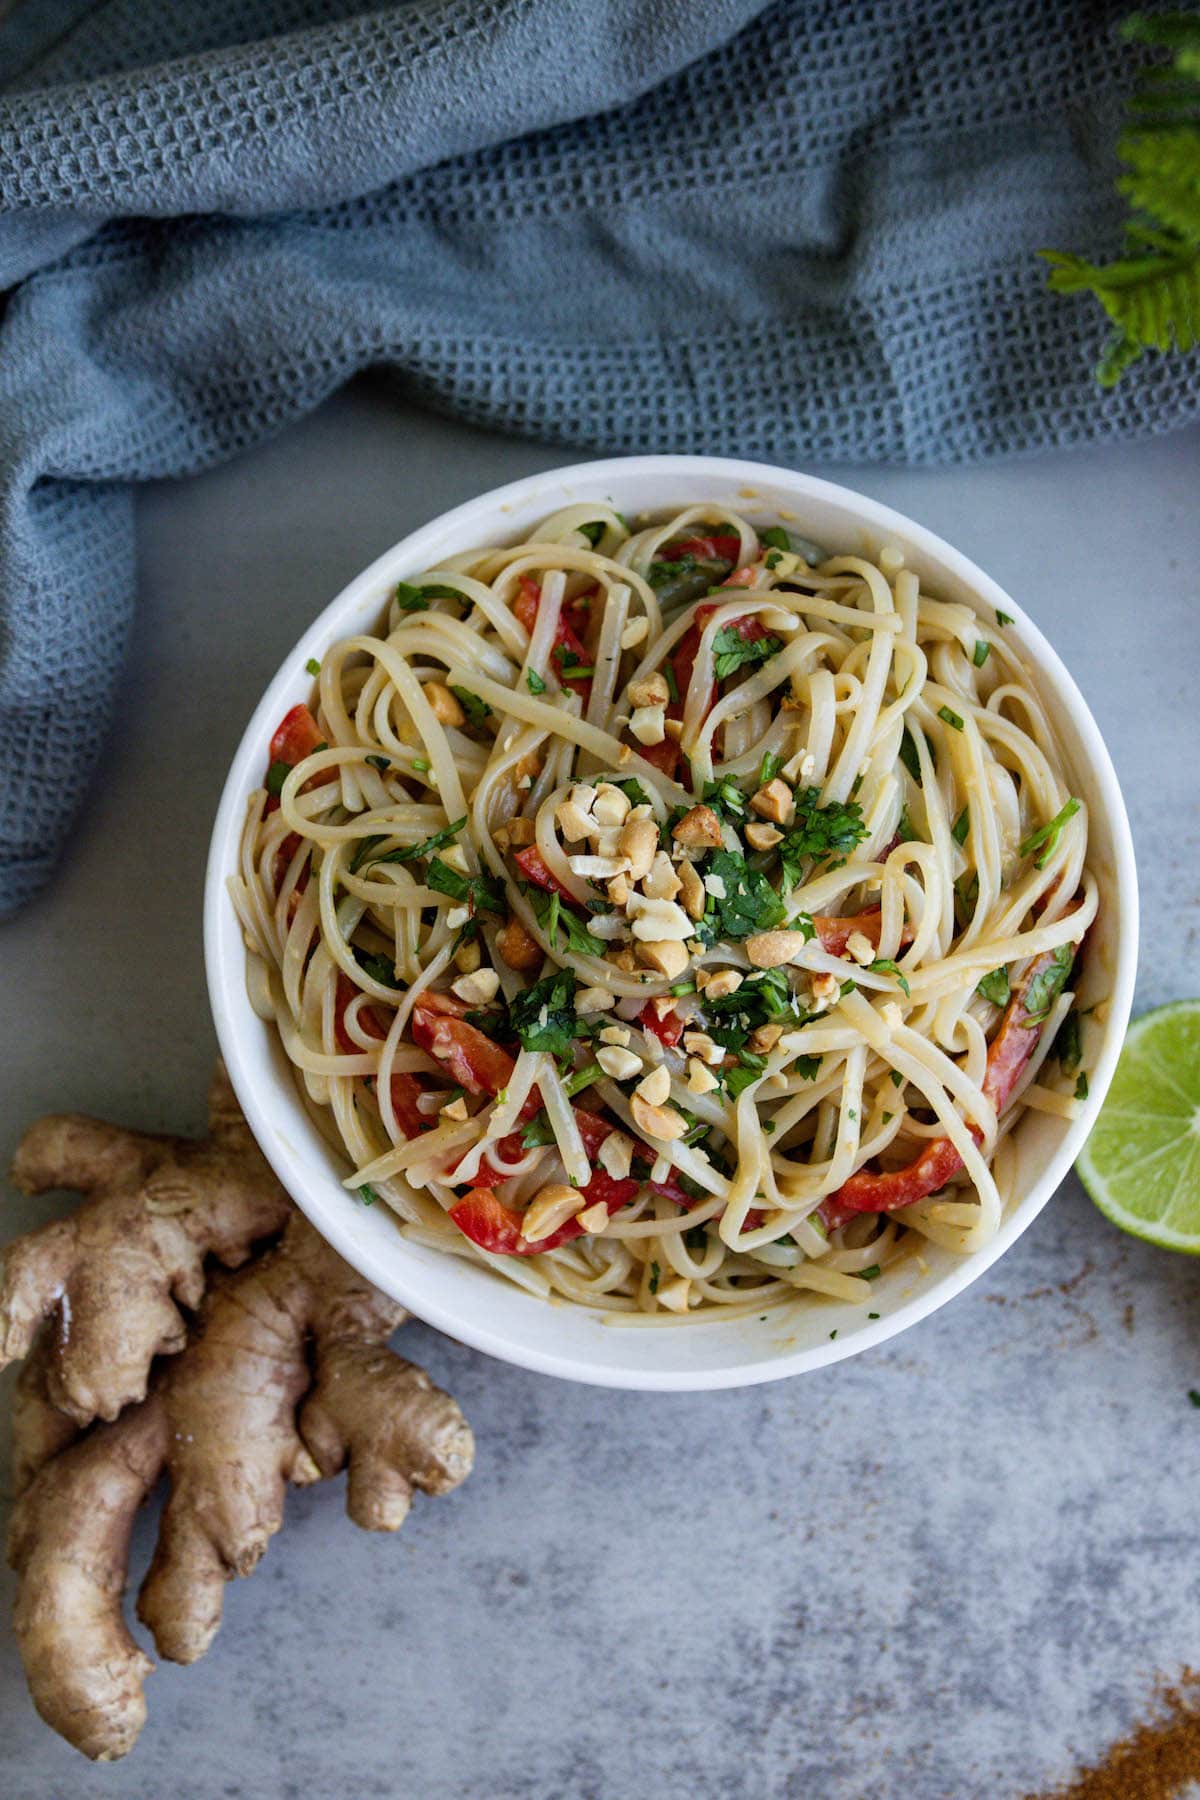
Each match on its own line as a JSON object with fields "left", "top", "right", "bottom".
{"left": 230, "top": 502, "right": 1096, "bottom": 1320}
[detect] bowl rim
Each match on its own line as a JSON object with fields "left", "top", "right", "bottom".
{"left": 204, "top": 452, "right": 1139, "bottom": 1390}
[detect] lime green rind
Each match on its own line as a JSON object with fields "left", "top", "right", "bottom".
{"left": 1078, "top": 999, "right": 1200, "bottom": 1253}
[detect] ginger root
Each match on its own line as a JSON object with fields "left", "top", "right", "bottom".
{"left": 2, "top": 1064, "right": 291, "bottom": 1424}
{"left": 3, "top": 1075, "right": 474, "bottom": 1763}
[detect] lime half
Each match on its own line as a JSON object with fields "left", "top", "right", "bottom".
{"left": 1078, "top": 1000, "right": 1200, "bottom": 1252}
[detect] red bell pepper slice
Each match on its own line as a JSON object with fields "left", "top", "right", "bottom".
{"left": 270, "top": 703, "right": 324, "bottom": 767}
{"left": 664, "top": 534, "right": 743, "bottom": 563}
{"left": 820, "top": 938, "right": 1078, "bottom": 1228}
{"left": 513, "top": 576, "right": 592, "bottom": 698}
{"left": 639, "top": 1002, "right": 684, "bottom": 1048}
{"left": 411, "top": 993, "right": 516, "bottom": 1097}
{"left": 513, "top": 843, "right": 578, "bottom": 903}
{"left": 810, "top": 910, "right": 915, "bottom": 958}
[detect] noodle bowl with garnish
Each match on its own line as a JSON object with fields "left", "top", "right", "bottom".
{"left": 229, "top": 501, "right": 1097, "bottom": 1323}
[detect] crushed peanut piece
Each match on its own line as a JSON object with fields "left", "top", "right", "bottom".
{"left": 442, "top": 1096, "right": 469, "bottom": 1122}
{"left": 678, "top": 860, "right": 706, "bottom": 920}
{"left": 745, "top": 821, "right": 783, "bottom": 851}
{"left": 701, "top": 969, "right": 743, "bottom": 999}
{"left": 629, "top": 705, "right": 666, "bottom": 745}
{"left": 629, "top": 672, "right": 670, "bottom": 709}
{"left": 619, "top": 816, "right": 658, "bottom": 882}
{"left": 636, "top": 1064, "right": 672, "bottom": 1107}
{"left": 636, "top": 939, "right": 689, "bottom": 979}
{"left": 656, "top": 1276, "right": 692, "bottom": 1313}
{"left": 628, "top": 895, "right": 692, "bottom": 941}
{"left": 749, "top": 1023, "right": 784, "bottom": 1053}
{"left": 846, "top": 930, "right": 876, "bottom": 966}
{"left": 750, "top": 777, "right": 795, "bottom": 826}
{"left": 643, "top": 850, "right": 683, "bottom": 902}
{"left": 745, "top": 931, "right": 806, "bottom": 970}
{"left": 575, "top": 985, "right": 616, "bottom": 1015}
{"left": 687, "top": 1059, "right": 720, "bottom": 1095}
{"left": 631, "top": 1094, "right": 687, "bottom": 1142}
{"left": 598, "top": 1024, "right": 631, "bottom": 1048}
{"left": 556, "top": 800, "right": 594, "bottom": 843}
{"left": 520, "top": 1183, "right": 584, "bottom": 1243}
{"left": 454, "top": 937, "right": 482, "bottom": 973}
{"left": 598, "top": 1131, "right": 635, "bottom": 1179}
{"left": 592, "top": 783, "right": 631, "bottom": 827}
{"left": 451, "top": 967, "right": 500, "bottom": 1005}
{"left": 596, "top": 1044, "right": 644, "bottom": 1081}
{"left": 671, "top": 804, "right": 723, "bottom": 848}
{"left": 576, "top": 1202, "right": 609, "bottom": 1235}
{"left": 496, "top": 915, "right": 542, "bottom": 970}
{"left": 620, "top": 617, "right": 649, "bottom": 651}
{"left": 682, "top": 1031, "right": 724, "bottom": 1067}
{"left": 422, "top": 681, "right": 465, "bottom": 728}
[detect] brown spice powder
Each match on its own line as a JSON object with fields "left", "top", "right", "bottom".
{"left": 1026, "top": 1670, "right": 1200, "bottom": 1799}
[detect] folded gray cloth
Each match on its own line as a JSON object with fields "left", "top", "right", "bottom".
{"left": 1, "top": 0, "right": 1196, "bottom": 916}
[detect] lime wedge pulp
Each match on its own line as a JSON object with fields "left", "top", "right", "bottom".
{"left": 1078, "top": 1000, "right": 1200, "bottom": 1252}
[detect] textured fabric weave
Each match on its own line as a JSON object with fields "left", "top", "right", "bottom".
{"left": 0, "top": 0, "right": 1197, "bottom": 916}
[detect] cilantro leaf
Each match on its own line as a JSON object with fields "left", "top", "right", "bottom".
{"left": 1022, "top": 943, "right": 1075, "bottom": 1024}
{"left": 450, "top": 687, "right": 492, "bottom": 728}
{"left": 701, "top": 776, "right": 747, "bottom": 821}
{"left": 761, "top": 526, "right": 790, "bottom": 552}
{"left": 776, "top": 788, "right": 869, "bottom": 889}
{"left": 951, "top": 806, "right": 970, "bottom": 846}
{"left": 532, "top": 890, "right": 606, "bottom": 958}
{"left": 868, "top": 958, "right": 910, "bottom": 996}
{"left": 977, "top": 966, "right": 1011, "bottom": 1008}
{"left": 899, "top": 726, "right": 922, "bottom": 783}
{"left": 363, "top": 818, "right": 468, "bottom": 870}
{"left": 704, "top": 849, "right": 787, "bottom": 940}
{"left": 711, "top": 626, "right": 783, "bottom": 683}
{"left": 1018, "top": 798, "right": 1081, "bottom": 869}
{"left": 355, "top": 951, "right": 400, "bottom": 988}
{"left": 427, "top": 857, "right": 505, "bottom": 915}
{"left": 526, "top": 669, "right": 547, "bottom": 695}
{"left": 508, "top": 970, "right": 580, "bottom": 1058}
{"left": 394, "top": 580, "right": 464, "bottom": 612}
{"left": 792, "top": 1054, "right": 821, "bottom": 1080}
{"left": 1054, "top": 1007, "right": 1083, "bottom": 1074}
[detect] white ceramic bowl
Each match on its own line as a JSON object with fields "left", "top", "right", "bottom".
{"left": 205, "top": 455, "right": 1138, "bottom": 1390}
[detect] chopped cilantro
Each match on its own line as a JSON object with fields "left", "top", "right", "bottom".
{"left": 712, "top": 626, "right": 783, "bottom": 682}
{"left": 533, "top": 890, "right": 605, "bottom": 958}
{"left": 1018, "top": 798, "right": 1081, "bottom": 869}
{"left": 724, "top": 1063, "right": 764, "bottom": 1099}
{"left": 1187, "top": 1389, "right": 1200, "bottom": 1409}
{"left": 450, "top": 686, "right": 492, "bottom": 728}
{"left": 899, "top": 726, "right": 922, "bottom": 783}
{"left": 366, "top": 753, "right": 390, "bottom": 771}
{"left": 616, "top": 777, "right": 652, "bottom": 809}
{"left": 897, "top": 806, "right": 916, "bottom": 842}
{"left": 663, "top": 658, "right": 679, "bottom": 704}
{"left": 305, "top": 657, "right": 321, "bottom": 677}
{"left": 578, "top": 520, "right": 605, "bottom": 546}
{"left": 829, "top": 1329, "right": 838, "bottom": 1340}
{"left": 861, "top": 1264, "right": 881, "bottom": 1280}
{"left": 526, "top": 669, "right": 547, "bottom": 695}
{"left": 265, "top": 760, "right": 292, "bottom": 797}
{"left": 938, "top": 704, "right": 964, "bottom": 732}
{"left": 356, "top": 1183, "right": 380, "bottom": 1206}
{"left": 757, "top": 750, "right": 782, "bottom": 789}
{"left": 764, "top": 550, "right": 782, "bottom": 570}
{"left": 996, "top": 610, "right": 1014, "bottom": 627}
{"left": 684, "top": 1225, "right": 708, "bottom": 1257}
{"left": 427, "top": 857, "right": 505, "bottom": 916}
{"left": 412, "top": 757, "right": 430, "bottom": 773}
{"left": 520, "top": 1111, "right": 558, "bottom": 1149}
{"left": 793, "top": 1054, "right": 821, "bottom": 1080}
{"left": 890, "top": 1070, "right": 903, "bottom": 1088}
{"left": 869, "top": 958, "right": 910, "bottom": 997}
{"left": 972, "top": 640, "right": 991, "bottom": 668}
{"left": 364, "top": 818, "right": 468, "bottom": 870}
{"left": 761, "top": 526, "right": 790, "bottom": 552}
{"left": 355, "top": 951, "right": 400, "bottom": 988}
{"left": 777, "top": 788, "right": 869, "bottom": 889}
{"left": 649, "top": 1261, "right": 661, "bottom": 1295}
{"left": 1074, "top": 1071, "right": 1089, "bottom": 1101}
{"left": 702, "top": 775, "right": 747, "bottom": 820}
{"left": 703, "top": 849, "right": 787, "bottom": 940}
{"left": 1054, "top": 1008, "right": 1082, "bottom": 1074}
{"left": 395, "top": 580, "right": 464, "bottom": 612}
{"left": 509, "top": 969, "right": 580, "bottom": 1057}
{"left": 564, "top": 1062, "right": 604, "bottom": 1099}
{"left": 1022, "top": 943, "right": 1075, "bottom": 1024}
{"left": 976, "top": 966, "right": 1011, "bottom": 1008}
{"left": 951, "top": 806, "right": 970, "bottom": 846}
{"left": 868, "top": 1312, "right": 880, "bottom": 1320}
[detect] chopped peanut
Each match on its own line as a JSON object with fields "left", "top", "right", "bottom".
{"left": 568, "top": 783, "right": 596, "bottom": 816}
{"left": 451, "top": 967, "right": 501, "bottom": 1005}
{"left": 682, "top": 1030, "right": 724, "bottom": 1067}
{"left": 687, "top": 1059, "right": 720, "bottom": 1095}
{"left": 607, "top": 871, "right": 631, "bottom": 906}
{"left": 442, "top": 1095, "right": 469, "bottom": 1121}
{"left": 701, "top": 969, "right": 743, "bottom": 999}
{"left": 606, "top": 947, "right": 640, "bottom": 973}
{"left": 628, "top": 895, "right": 692, "bottom": 942}
{"left": 678, "top": 860, "right": 706, "bottom": 920}
{"left": 423, "top": 681, "right": 465, "bottom": 728}
{"left": 598, "top": 1024, "right": 631, "bottom": 1047}
{"left": 846, "top": 930, "right": 876, "bottom": 966}
{"left": 643, "top": 850, "right": 683, "bottom": 902}
{"left": 520, "top": 1183, "right": 584, "bottom": 1243}
{"left": 664, "top": 718, "right": 685, "bottom": 742}
{"left": 630, "top": 1094, "right": 687, "bottom": 1142}
{"left": 598, "top": 1131, "right": 635, "bottom": 1179}
{"left": 810, "top": 971, "right": 840, "bottom": 1007}
{"left": 628, "top": 672, "right": 670, "bottom": 708}
{"left": 745, "top": 821, "right": 783, "bottom": 851}
{"left": 671, "top": 805, "right": 723, "bottom": 848}
{"left": 647, "top": 995, "right": 675, "bottom": 1019}
{"left": 454, "top": 937, "right": 482, "bottom": 973}
{"left": 440, "top": 843, "right": 470, "bottom": 874}
{"left": 575, "top": 985, "right": 616, "bottom": 1014}
{"left": 569, "top": 853, "right": 627, "bottom": 880}
{"left": 745, "top": 931, "right": 807, "bottom": 970}
{"left": 556, "top": 800, "right": 594, "bottom": 843}
{"left": 620, "top": 617, "right": 649, "bottom": 651}
{"left": 636, "top": 1064, "right": 672, "bottom": 1107}
{"left": 656, "top": 1276, "right": 692, "bottom": 1313}
{"left": 576, "top": 1202, "right": 610, "bottom": 1235}
{"left": 629, "top": 705, "right": 666, "bottom": 745}
{"left": 636, "top": 939, "right": 690, "bottom": 979}
{"left": 619, "top": 816, "right": 659, "bottom": 882}
{"left": 496, "top": 915, "right": 542, "bottom": 971}
{"left": 596, "top": 1045, "right": 644, "bottom": 1081}
{"left": 749, "top": 1023, "right": 784, "bottom": 1053}
{"left": 750, "top": 777, "right": 795, "bottom": 826}
{"left": 494, "top": 815, "right": 536, "bottom": 851}
{"left": 592, "top": 783, "right": 631, "bottom": 827}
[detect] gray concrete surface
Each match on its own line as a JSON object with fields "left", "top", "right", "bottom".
{"left": 1, "top": 386, "right": 1198, "bottom": 1798}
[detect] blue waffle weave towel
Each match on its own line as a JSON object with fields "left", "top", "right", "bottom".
{"left": 1, "top": 0, "right": 1197, "bottom": 915}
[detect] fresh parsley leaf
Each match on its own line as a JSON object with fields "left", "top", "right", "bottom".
{"left": 704, "top": 849, "right": 787, "bottom": 940}
{"left": 938, "top": 704, "right": 964, "bottom": 732}
{"left": 712, "top": 626, "right": 783, "bottom": 683}
{"left": 526, "top": 669, "right": 547, "bottom": 695}
{"left": 1022, "top": 943, "right": 1075, "bottom": 1024}
{"left": 509, "top": 969, "right": 580, "bottom": 1058}
{"left": 869, "top": 958, "right": 910, "bottom": 997}
{"left": 972, "top": 640, "right": 991, "bottom": 668}
{"left": 977, "top": 966, "right": 1011, "bottom": 1008}
{"left": 450, "top": 686, "right": 492, "bottom": 728}
{"left": 533, "top": 890, "right": 605, "bottom": 958}
{"left": 1018, "top": 798, "right": 1081, "bottom": 869}
{"left": 265, "top": 760, "right": 291, "bottom": 797}
{"left": 776, "top": 788, "right": 869, "bottom": 888}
